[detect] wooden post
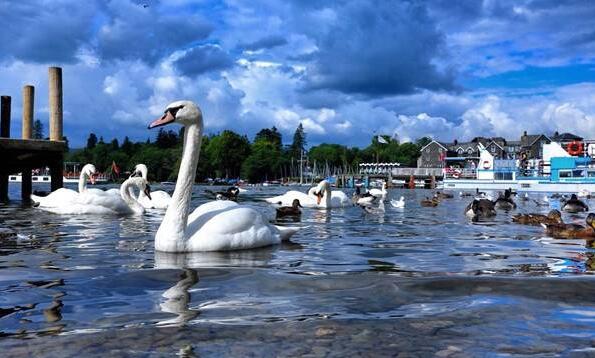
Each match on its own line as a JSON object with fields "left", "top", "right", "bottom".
{"left": 50, "top": 155, "right": 63, "bottom": 192}
{"left": 49, "top": 67, "right": 64, "bottom": 192}
{"left": 1, "top": 96, "right": 10, "bottom": 138}
{"left": 49, "top": 67, "right": 63, "bottom": 141}
{"left": 22, "top": 85, "right": 34, "bottom": 139}
{"left": 21, "top": 86, "right": 34, "bottom": 200}
{"left": 0, "top": 96, "right": 10, "bottom": 201}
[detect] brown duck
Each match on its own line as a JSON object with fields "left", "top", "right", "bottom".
{"left": 543, "top": 213, "right": 595, "bottom": 239}
{"left": 276, "top": 199, "right": 302, "bottom": 217}
{"left": 512, "top": 209, "right": 563, "bottom": 226}
{"left": 435, "top": 191, "right": 453, "bottom": 199}
{"left": 420, "top": 195, "right": 440, "bottom": 207}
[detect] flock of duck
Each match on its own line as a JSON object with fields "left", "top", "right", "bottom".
{"left": 14, "top": 100, "right": 595, "bottom": 254}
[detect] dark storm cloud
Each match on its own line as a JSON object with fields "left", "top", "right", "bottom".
{"left": 0, "top": 1, "right": 97, "bottom": 63}
{"left": 240, "top": 35, "right": 288, "bottom": 51}
{"left": 97, "top": 1, "right": 212, "bottom": 65}
{"left": 174, "top": 45, "right": 233, "bottom": 76}
{"left": 303, "top": 0, "right": 457, "bottom": 96}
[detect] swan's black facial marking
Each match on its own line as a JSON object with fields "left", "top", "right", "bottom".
{"left": 144, "top": 184, "right": 152, "bottom": 201}
{"left": 167, "top": 105, "right": 184, "bottom": 118}
{"left": 149, "top": 105, "right": 183, "bottom": 129}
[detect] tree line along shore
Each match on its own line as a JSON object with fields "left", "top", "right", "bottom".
{"left": 62, "top": 123, "right": 429, "bottom": 183}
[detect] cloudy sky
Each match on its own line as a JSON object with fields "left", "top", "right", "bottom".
{"left": 3, "top": 0, "right": 595, "bottom": 147}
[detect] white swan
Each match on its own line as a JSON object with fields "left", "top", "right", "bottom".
{"left": 148, "top": 100, "right": 300, "bottom": 252}
{"left": 31, "top": 163, "right": 97, "bottom": 205}
{"left": 265, "top": 180, "right": 351, "bottom": 209}
{"left": 390, "top": 196, "right": 405, "bottom": 208}
{"left": 130, "top": 164, "right": 172, "bottom": 209}
{"left": 369, "top": 181, "right": 387, "bottom": 198}
{"left": 33, "top": 177, "right": 150, "bottom": 215}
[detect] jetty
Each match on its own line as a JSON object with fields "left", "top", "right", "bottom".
{"left": 0, "top": 67, "right": 66, "bottom": 202}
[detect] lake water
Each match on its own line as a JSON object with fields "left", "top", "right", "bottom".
{"left": 1, "top": 183, "right": 595, "bottom": 356}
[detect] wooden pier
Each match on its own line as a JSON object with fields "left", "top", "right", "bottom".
{"left": 0, "top": 67, "right": 66, "bottom": 202}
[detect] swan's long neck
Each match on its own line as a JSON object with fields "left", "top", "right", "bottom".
{"left": 324, "top": 187, "right": 331, "bottom": 208}
{"left": 120, "top": 178, "right": 145, "bottom": 214}
{"left": 156, "top": 122, "right": 202, "bottom": 252}
{"left": 78, "top": 171, "right": 87, "bottom": 193}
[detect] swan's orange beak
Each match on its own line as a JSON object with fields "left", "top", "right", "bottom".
{"left": 316, "top": 192, "right": 322, "bottom": 205}
{"left": 90, "top": 173, "right": 97, "bottom": 185}
{"left": 148, "top": 111, "right": 175, "bottom": 129}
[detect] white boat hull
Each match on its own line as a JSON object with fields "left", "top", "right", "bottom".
{"left": 444, "top": 179, "right": 595, "bottom": 193}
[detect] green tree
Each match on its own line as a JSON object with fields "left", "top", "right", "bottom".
{"left": 33, "top": 119, "right": 44, "bottom": 139}
{"left": 155, "top": 128, "right": 179, "bottom": 149}
{"left": 242, "top": 140, "right": 281, "bottom": 182}
{"left": 110, "top": 138, "right": 119, "bottom": 151}
{"left": 206, "top": 130, "right": 251, "bottom": 178}
{"left": 290, "top": 123, "right": 307, "bottom": 158}
{"left": 255, "top": 127, "right": 282, "bottom": 151}
{"left": 86, "top": 133, "right": 98, "bottom": 149}
{"left": 121, "top": 136, "right": 133, "bottom": 155}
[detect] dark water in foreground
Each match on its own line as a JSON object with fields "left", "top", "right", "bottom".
{"left": 1, "top": 183, "right": 595, "bottom": 357}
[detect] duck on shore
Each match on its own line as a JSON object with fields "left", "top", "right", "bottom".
{"left": 561, "top": 194, "right": 589, "bottom": 213}
{"left": 512, "top": 209, "right": 562, "bottom": 226}
{"left": 542, "top": 213, "right": 595, "bottom": 239}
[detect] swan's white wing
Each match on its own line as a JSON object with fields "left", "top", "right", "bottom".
{"left": 264, "top": 190, "right": 317, "bottom": 207}
{"left": 330, "top": 190, "right": 352, "bottom": 207}
{"left": 31, "top": 188, "right": 79, "bottom": 207}
{"left": 186, "top": 205, "right": 281, "bottom": 251}
{"left": 150, "top": 190, "right": 171, "bottom": 209}
{"left": 76, "top": 192, "right": 133, "bottom": 214}
{"left": 187, "top": 200, "right": 239, "bottom": 225}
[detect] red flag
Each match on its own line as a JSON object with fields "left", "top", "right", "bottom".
{"left": 111, "top": 161, "right": 120, "bottom": 176}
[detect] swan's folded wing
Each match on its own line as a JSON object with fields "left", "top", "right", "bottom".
{"left": 186, "top": 206, "right": 281, "bottom": 251}
{"left": 264, "top": 191, "right": 314, "bottom": 207}
{"left": 32, "top": 188, "right": 79, "bottom": 207}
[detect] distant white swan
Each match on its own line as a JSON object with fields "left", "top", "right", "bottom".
{"left": 390, "top": 196, "right": 405, "bottom": 208}
{"left": 369, "top": 181, "right": 387, "bottom": 198}
{"left": 148, "top": 100, "right": 300, "bottom": 252}
{"left": 31, "top": 163, "right": 97, "bottom": 205}
{"left": 265, "top": 180, "right": 351, "bottom": 209}
{"left": 32, "top": 177, "right": 150, "bottom": 215}
{"left": 131, "top": 164, "right": 172, "bottom": 209}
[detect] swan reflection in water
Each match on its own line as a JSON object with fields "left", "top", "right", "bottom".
{"left": 153, "top": 249, "right": 280, "bottom": 326}
{"left": 157, "top": 269, "right": 199, "bottom": 327}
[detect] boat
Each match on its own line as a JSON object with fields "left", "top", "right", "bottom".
{"left": 443, "top": 142, "right": 595, "bottom": 193}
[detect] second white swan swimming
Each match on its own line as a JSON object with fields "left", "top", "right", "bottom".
{"left": 131, "top": 164, "right": 172, "bottom": 209}
{"left": 32, "top": 177, "right": 151, "bottom": 215}
{"left": 265, "top": 180, "right": 351, "bottom": 209}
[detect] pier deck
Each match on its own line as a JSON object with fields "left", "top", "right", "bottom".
{"left": 0, "top": 67, "right": 65, "bottom": 202}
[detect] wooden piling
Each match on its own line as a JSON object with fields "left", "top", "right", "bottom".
{"left": 1, "top": 96, "right": 10, "bottom": 138}
{"left": 48, "top": 67, "right": 64, "bottom": 190}
{"left": 49, "top": 67, "right": 63, "bottom": 141}
{"left": 0, "top": 96, "right": 10, "bottom": 201}
{"left": 21, "top": 86, "right": 34, "bottom": 200}
{"left": 22, "top": 85, "right": 33, "bottom": 139}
